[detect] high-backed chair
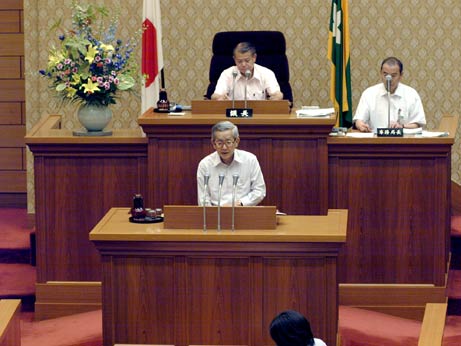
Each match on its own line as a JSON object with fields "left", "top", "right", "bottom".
{"left": 205, "top": 31, "right": 293, "bottom": 106}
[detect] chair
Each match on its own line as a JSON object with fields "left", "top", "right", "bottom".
{"left": 205, "top": 31, "right": 293, "bottom": 106}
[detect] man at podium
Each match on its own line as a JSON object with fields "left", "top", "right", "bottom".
{"left": 353, "top": 56, "right": 426, "bottom": 132}
{"left": 197, "top": 121, "right": 266, "bottom": 206}
{"left": 211, "top": 42, "right": 283, "bottom": 101}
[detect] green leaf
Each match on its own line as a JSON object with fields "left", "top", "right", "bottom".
{"left": 56, "top": 83, "right": 67, "bottom": 92}
{"left": 117, "top": 75, "right": 135, "bottom": 91}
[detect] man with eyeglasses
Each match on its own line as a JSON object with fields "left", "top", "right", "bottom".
{"left": 211, "top": 42, "right": 283, "bottom": 101}
{"left": 353, "top": 56, "right": 426, "bottom": 132}
{"left": 197, "top": 121, "right": 266, "bottom": 206}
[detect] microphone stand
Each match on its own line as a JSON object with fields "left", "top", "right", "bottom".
{"left": 202, "top": 173, "right": 210, "bottom": 232}
{"left": 232, "top": 70, "right": 237, "bottom": 108}
{"left": 217, "top": 174, "right": 225, "bottom": 232}
{"left": 244, "top": 70, "right": 250, "bottom": 109}
{"left": 231, "top": 174, "right": 239, "bottom": 232}
{"left": 386, "top": 76, "right": 392, "bottom": 128}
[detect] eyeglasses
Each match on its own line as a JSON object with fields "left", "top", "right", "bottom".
{"left": 214, "top": 139, "right": 236, "bottom": 148}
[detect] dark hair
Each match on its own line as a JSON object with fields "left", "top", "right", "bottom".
{"left": 381, "top": 56, "right": 403, "bottom": 74}
{"left": 269, "top": 310, "right": 315, "bottom": 346}
{"left": 233, "top": 42, "right": 257, "bottom": 57}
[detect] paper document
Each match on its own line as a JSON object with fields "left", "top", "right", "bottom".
{"left": 296, "top": 107, "right": 335, "bottom": 118}
{"left": 420, "top": 131, "right": 449, "bottom": 138}
{"left": 403, "top": 127, "right": 423, "bottom": 135}
{"left": 346, "top": 132, "right": 375, "bottom": 138}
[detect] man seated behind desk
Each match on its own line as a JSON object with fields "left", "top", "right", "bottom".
{"left": 354, "top": 56, "right": 426, "bottom": 132}
{"left": 211, "top": 42, "right": 284, "bottom": 101}
{"left": 197, "top": 121, "right": 266, "bottom": 206}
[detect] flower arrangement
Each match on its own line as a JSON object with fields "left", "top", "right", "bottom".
{"left": 39, "top": 1, "right": 139, "bottom": 106}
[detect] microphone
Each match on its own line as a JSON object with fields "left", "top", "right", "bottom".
{"left": 386, "top": 75, "right": 392, "bottom": 127}
{"left": 231, "top": 174, "right": 239, "bottom": 232}
{"left": 217, "top": 173, "right": 225, "bottom": 232}
{"left": 244, "top": 69, "right": 251, "bottom": 108}
{"left": 385, "top": 74, "right": 392, "bottom": 92}
{"left": 202, "top": 173, "right": 210, "bottom": 232}
{"left": 231, "top": 69, "right": 238, "bottom": 108}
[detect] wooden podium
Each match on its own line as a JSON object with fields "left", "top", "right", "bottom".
{"left": 163, "top": 205, "right": 277, "bottom": 229}
{"left": 90, "top": 207, "right": 347, "bottom": 346}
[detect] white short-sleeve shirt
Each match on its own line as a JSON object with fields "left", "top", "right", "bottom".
{"left": 213, "top": 63, "right": 281, "bottom": 100}
{"left": 353, "top": 82, "right": 426, "bottom": 131}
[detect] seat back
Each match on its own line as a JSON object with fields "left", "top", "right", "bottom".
{"left": 205, "top": 31, "right": 293, "bottom": 105}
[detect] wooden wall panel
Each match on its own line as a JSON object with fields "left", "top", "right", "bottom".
{"left": 0, "top": 1, "right": 22, "bottom": 10}
{"left": 0, "top": 80, "right": 25, "bottom": 102}
{"left": 0, "top": 171, "right": 25, "bottom": 192}
{"left": 187, "top": 257, "right": 250, "bottom": 345}
{"left": 34, "top": 154, "right": 148, "bottom": 282}
{"left": 0, "top": 57, "right": 21, "bottom": 78}
{"left": 0, "top": 34, "right": 23, "bottom": 55}
{"left": 0, "top": 11, "right": 20, "bottom": 32}
{"left": 99, "top": 240, "right": 341, "bottom": 346}
{"left": 329, "top": 142, "right": 451, "bottom": 286}
{"left": 0, "top": 103, "right": 21, "bottom": 124}
{"left": 0, "top": 3, "right": 25, "bottom": 197}
{"left": 0, "top": 126, "right": 25, "bottom": 146}
{"left": 0, "top": 148, "right": 22, "bottom": 169}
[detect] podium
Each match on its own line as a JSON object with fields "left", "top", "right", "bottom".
{"left": 90, "top": 207, "right": 347, "bottom": 346}
{"left": 163, "top": 205, "right": 277, "bottom": 229}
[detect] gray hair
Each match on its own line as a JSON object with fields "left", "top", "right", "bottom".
{"left": 211, "top": 121, "right": 239, "bottom": 140}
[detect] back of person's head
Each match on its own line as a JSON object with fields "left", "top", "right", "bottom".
{"left": 269, "top": 310, "right": 315, "bottom": 346}
{"left": 234, "top": 42, "right": 257, "bottom": 56}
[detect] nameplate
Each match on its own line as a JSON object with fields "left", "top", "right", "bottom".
{"left": 226, "top": 108, "right": 253, "bottom": 118}
{"left": 376, "top": 128, "right": 404, "bottom": 137}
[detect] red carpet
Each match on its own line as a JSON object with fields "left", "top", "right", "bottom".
{"left": 0, "top": 208, "right": 36, "bottom": 312}
{"left": 0, "top": 207, "right": 30, "bottom": 249}
{"left": 448, "top": 270, "right": 461, "bottom": 299}
{"left": 21, "top": 310, "right": 103, "bottom": 346}
{"left": 0, "top": 263, "right": 35, "bottom": 296}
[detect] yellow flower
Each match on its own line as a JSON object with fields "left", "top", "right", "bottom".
{"left": 99, "top": 43, "right": 115, "bottom": 52}
{"left": 65, "top": 87, "right": 78, "bottom": 98}
{"left": 70, "top": 74, "right": 81, "bottom": 86}
{"left": 81, "top": 78, "right": 100, "bottom": 94}
{"left": 85, "top": 44, "right": 98, "bottom": 64}
{"left": 48, "top": 50, "right": 65, "bottom": 68}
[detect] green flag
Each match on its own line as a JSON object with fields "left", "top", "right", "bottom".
{"left": 328, "top": 0, "right": 352, "bottom": 128}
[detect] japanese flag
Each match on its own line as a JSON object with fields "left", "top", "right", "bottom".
{"left": 142, "top": 0, "right": 163, "bottom": 113}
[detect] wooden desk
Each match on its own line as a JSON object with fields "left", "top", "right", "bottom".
{"left": 90, "top": 208, "right": 347, "bottom": 346}
{"left": 25, "top": 115, "right": 148, "bottom": 319}
{"left": 138, "top": 109, "right": 336, "bottom": 215}
{"left": 328, "top": 115, "right": 458, "bottom": 317}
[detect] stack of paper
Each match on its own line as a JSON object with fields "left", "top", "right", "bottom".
{"left": 420, "top": 131, "right": 449, "bottom": 138}
{"left": 403, "top": 127, "right": 423, "bottom": 135}
{"left": 296, "top": 108, "right": 335, "bottom": 118}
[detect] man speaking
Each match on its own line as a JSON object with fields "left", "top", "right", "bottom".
{"left": 197, "top": 121, "right": 266, "bottom": 206}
